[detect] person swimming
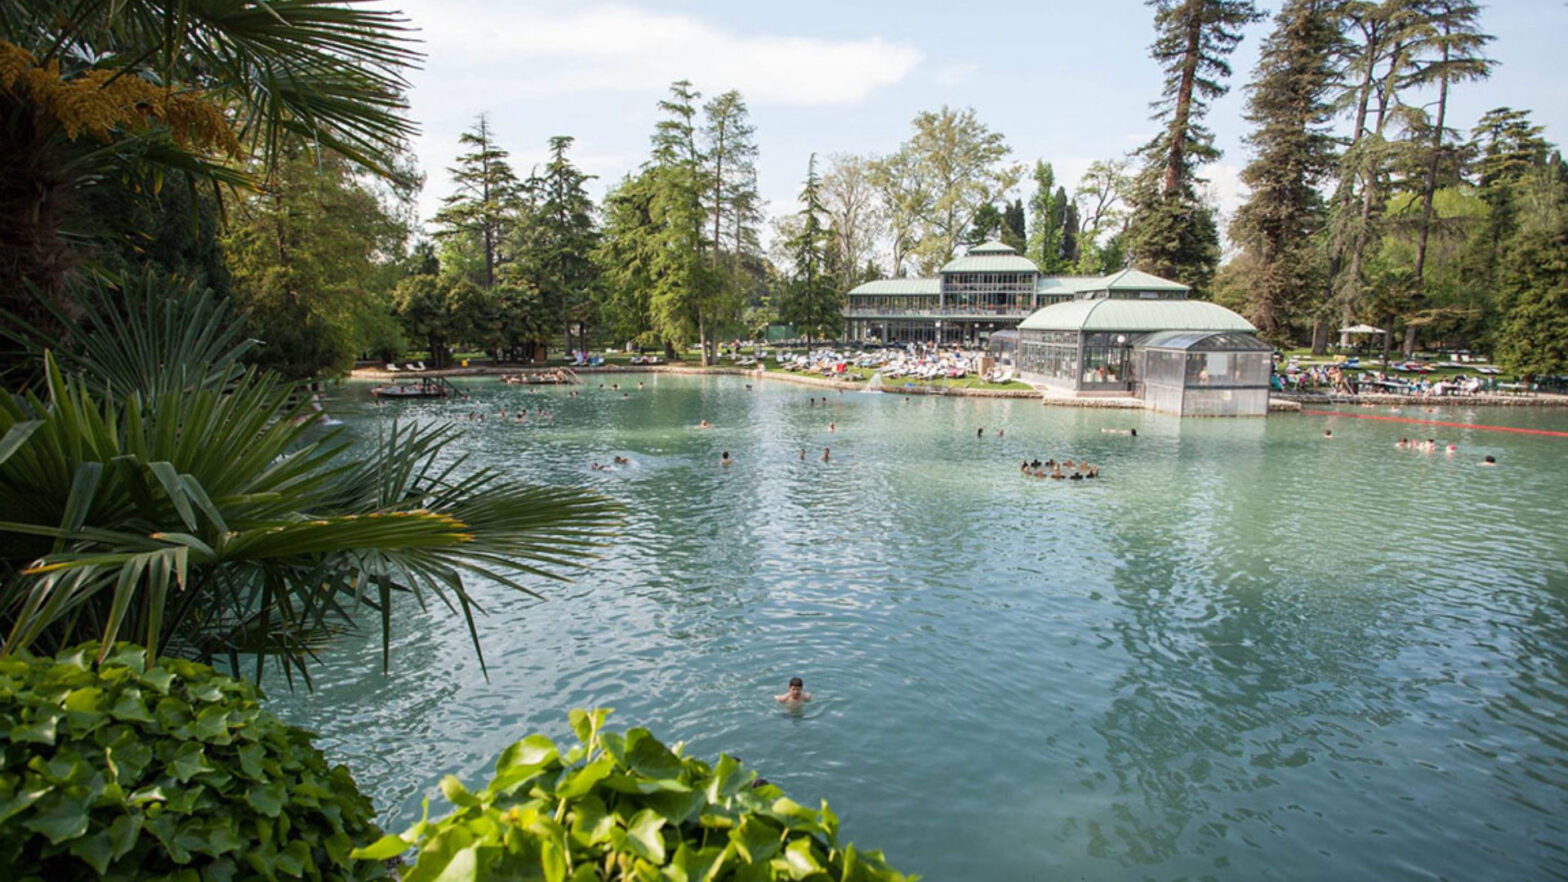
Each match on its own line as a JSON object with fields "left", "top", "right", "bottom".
{"left": 821, "top": 447, "right": 831, "bottom": 462}
{"left": 698, "top": 419, "right": 712, "bottom": 429}
{"left": 1100, "top": 427, "right": 1137, "bottom": 436}
{"left": 829, "top": 422, "right": 836, "bottom": 432}
{"left": 613, "top": 456, "right": 630, "bottom": 465}
{"left": 1480, "top": 455, "right": 1497, "bottom": 466}
{"left": 1323, "top": 429, "right": 1333, "bottom": 439}
{"left": 775, "top": 677, "right": 812, "bottom": 704}
{"left": 721, "top": 451, "right": 732, "bottom": 467}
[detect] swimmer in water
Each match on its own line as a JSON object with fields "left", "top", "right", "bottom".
{"left": 1480, "top": 455, "right": 1497, "bottom": 467}
{"left": 613, "top": 456, "right": 630, "bottom": 465}
{"left": 1323, "top": 429, "right": 1333, "bottom": 439}
{"left": 774, "top": 677, "right": 812, "bottom": 704}
{"left": 821, "top": 447, "right": 831, "bottom": 462}
{"left": 698, "top": 419, "right": 712, "bottom": 429}
{"left": 721, "top": 451, "right": 732, "bottom": 467}
{"left": 829, "top": 422, "right": 835, "bottom": 432}
{"left": 800, "top": 448, "right": 807, "bottom": 461}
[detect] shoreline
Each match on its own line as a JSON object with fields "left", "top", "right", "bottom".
{"left": 347, "top": 365, "right": 1568, "bottom": 409}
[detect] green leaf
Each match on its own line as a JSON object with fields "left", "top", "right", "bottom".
{"left": 170, "top": 742, "right": 210, "bottom": 782}
{"left": 569, "top": 795, "right": 613, "bottom": 847}
{"left": 352, "top": 833, "right": 412, "bottom": 861}
{"left": 402, "top": 827, "right": 477, "bottom": 882}
{"left": 495, "top": 735, "right": 559, "bottom": 776}
{"left": 275, "top": 839, "right": 311, "bottom": 876}
{"left": 623, "top": 808, "right": 667, "bottom": 864}
{"left": 193, "top": 705, "right": 231, "bottom": 742}
{"left": 781, "top": 836, "right": 824, "bottom": 880}
{"left": 22, "top": 795, "right": 91, "bottom": 844}
{"left": 139, "top": 666, "right": 176, "bottom": 695}
{"left": 0, "top": 785, "right": 47, "bottom": 825}
{"left": 625, "top": 729, "right": 683, "bottom": 780}
{"left": 704, "top": 755, "right": 747, "bottom": 803}
{"left": 554, "top": 757, "right": 614, "bottom": 800}
{"left": 668, "top": 843, "right": 729, "bottom": 882}
{"left": 11, "top": 713, "right": 60, "bottom": 745}
{"left": 540, "top": 837, "right": 567, "bottom": 882}
{"left": 440, "top": 775, "right": 479, "bottom": 808}
{"left": 110, "top": 689, "right": 155, "bottom": 724}
{"left": 729, "top": 816, "right": 783, "bottom": 865}
{"left": 107, "top": 813, "right": 143, "bottom": 863}
{"left": 236, "top": 743, "right": 266, "bottom": 781}
{"left": 645, "top": 788, "right": 706, "bottom": 826}
{"left": 68, "top": 827, "right": 116, "bottom": 875}
{"left": 246, "top": 781, "right": 286, "bottom": 817}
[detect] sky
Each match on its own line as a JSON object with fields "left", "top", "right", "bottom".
{"left": 390, "top": 0, "right": 1568, "bottom": 259}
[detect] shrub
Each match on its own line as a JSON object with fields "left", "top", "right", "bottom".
{"left": 357, "top": 709, "right": 912, "bottom": 881}
{"left": 0, "top": 644, "right": 385, "bottom": 881}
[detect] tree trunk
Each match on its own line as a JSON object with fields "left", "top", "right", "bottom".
{"left": 1410, "top": 37, "right": 1452, "bottom": 355}
{"left": 1163, "top": 3, "right": 1205, "bottom": 199}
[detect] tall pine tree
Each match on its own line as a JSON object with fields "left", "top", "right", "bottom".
{"left": 783, "top": 155, "right": 838, "bottom": 347}
{"left": 432, "top": 115, "right": 522, "bottom": 292}
{"left": 648, "top": 80, "right": 717, "bottom": 362}
{"left": 1231, "top": 0, "right": 1341, "bottom": 342}
{"left": 1125, "top": 0, "right": 1262, "bottom": 294}
{"left": 516, "top": 136, "right": 599, "bottom": 358}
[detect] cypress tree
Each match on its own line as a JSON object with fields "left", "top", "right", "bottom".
{"left": 1231, "top": 0, "right": 1341, "bottom": 342}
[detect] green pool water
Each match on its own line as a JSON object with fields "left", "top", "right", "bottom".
{"left": 269, "top": 374, "right": 1568, "bottom": 880}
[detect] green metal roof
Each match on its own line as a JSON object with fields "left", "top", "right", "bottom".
{"left": 847, "top": 278, "right": 941, "bottom": 296}
{"left": 1018, "top": 298, "right": 1256, "bottom": 333}
{"left": 940, "top": 254, "right": 1041, "bottom": 274}
{"left": 1095, "top": 268, "right": 1190, "bottom": 293}
{"left": 967, "top": 240, "right": 1018, "bottom": 254}
{"left": 1036, "top": 275, "right": 1101, "bottom": 294}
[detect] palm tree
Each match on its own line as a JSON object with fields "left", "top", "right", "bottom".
{"left": 0, "top": 275, "right": 622, "bottom": 682}
{"left": 0, "top": 0, "right": 421, "bottom": 340}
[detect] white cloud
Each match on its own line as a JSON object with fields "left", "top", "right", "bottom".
{"left": 408, "top": 3, "right": 922, "bottom": 107}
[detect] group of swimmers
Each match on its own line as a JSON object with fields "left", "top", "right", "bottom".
{"left": 1021, "top": 458, "right": 1099, "bottom": 480}
{"left": 467, "top": 408, "right": 553, "bottom": 423}
{"left": 1395, "top": 437, "right": 1456, "bottom": 454}
{"left": 1324, "top": 428, "right": 1498, "bottom": 465}
{"left": 589, "top": 455, "right": 632, "bottom": 471}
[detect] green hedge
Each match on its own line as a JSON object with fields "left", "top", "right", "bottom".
{"left": 358, "top": 709, "right": 912, "bottom": 881}
{"left": 0, "top": 644, "right": 384, "bottom": 882}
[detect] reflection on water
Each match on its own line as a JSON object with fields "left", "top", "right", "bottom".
{"left": 270, "top": 377, "right": 1568, "bottom": 881}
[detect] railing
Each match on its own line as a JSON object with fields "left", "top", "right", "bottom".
{"left": 844, "top": 307, "right": 1034, "bottom": 318}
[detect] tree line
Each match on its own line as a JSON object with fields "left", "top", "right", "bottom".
{"left": 5, "top": 2, "right": 1563, "bottom": 381}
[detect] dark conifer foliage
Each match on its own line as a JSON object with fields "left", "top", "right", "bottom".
{"left": 1126, "top": 0, "right": 1263, "bottom": 295}
{"left": 1231, "top": 0, "right": 1343, "bottom": 340}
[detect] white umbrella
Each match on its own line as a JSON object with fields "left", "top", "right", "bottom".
{"left": 1338, "top": 324, "right": 1386, "bottom": 335}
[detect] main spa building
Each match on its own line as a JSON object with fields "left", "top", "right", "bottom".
{"left": 844, "top": 241, "right": 1274, "bottom": 416}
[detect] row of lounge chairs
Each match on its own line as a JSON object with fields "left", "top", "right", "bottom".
{"left": 384, "top": 362, "right": 426, "bottom": 372}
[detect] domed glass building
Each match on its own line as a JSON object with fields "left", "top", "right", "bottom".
{"left": 844, "top": 241, "right": 1273, "bottom": 416}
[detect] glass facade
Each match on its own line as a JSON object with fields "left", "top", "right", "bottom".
{"left": 845, "top": 293, "right": 941, "bottom": 315}
{"left": 1139, "top": 333, "right": 1273, "bottom": 416}
{"left": 942, "top": 272, "right": 1035, "bottom": 312}
{"left": 1080, "top": 332, "right": 1133, "bottom": 389}
{"left": 1017, "top": 330, "right": 1079, "bottom": 387}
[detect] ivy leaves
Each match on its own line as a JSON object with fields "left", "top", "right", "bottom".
{"left": 0, "top": 643, "right": 384, "bottom": 881}
{"left": 363, "top": 709, "right": 913, "bottom": 882}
